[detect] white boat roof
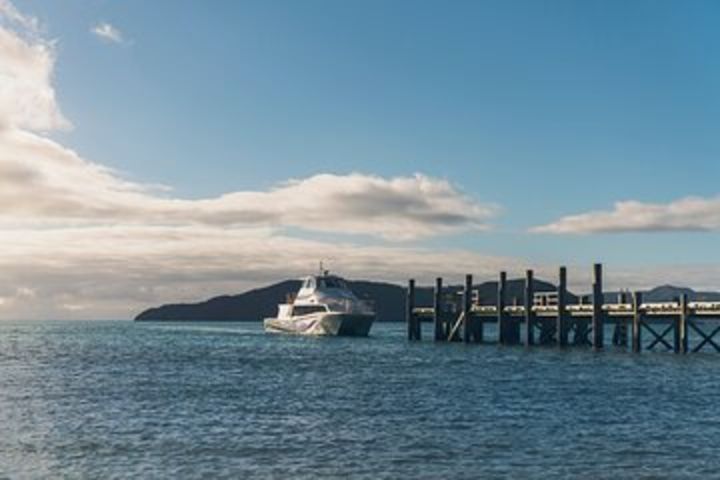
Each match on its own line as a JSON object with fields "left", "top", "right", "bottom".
{"left": 295, "top": 274, "right": 354, "bottom": 298}
{"left": 299, "top": 273, "right": 347, "bottom": 282}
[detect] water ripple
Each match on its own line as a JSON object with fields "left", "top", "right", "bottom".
{"left": 1, "top": 320, "right": 720, "bottom": 479}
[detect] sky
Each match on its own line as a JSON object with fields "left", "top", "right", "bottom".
{"left": 1, "top": 0, "right": 720, "bottom": 319}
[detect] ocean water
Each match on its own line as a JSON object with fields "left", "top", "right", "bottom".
{"left": 2, "top": 320, "right": 720, "bottom": 479}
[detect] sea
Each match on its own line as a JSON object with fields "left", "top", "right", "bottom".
{"left": 1, "top": 320, "right": 720, "bottom": 479}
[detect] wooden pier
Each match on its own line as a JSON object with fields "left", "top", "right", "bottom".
{"left": 406, "top": 264, "right": 720, "bottom": 353}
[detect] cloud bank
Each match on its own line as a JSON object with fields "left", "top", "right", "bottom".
{"left": 533, "top": 197, "right": 720, "bottom": 234}
{"left": 0, "top": 130, "right": 497, "bottom": 240}
{"left": 0, "top": 225, "right": 528, "bottom": 319}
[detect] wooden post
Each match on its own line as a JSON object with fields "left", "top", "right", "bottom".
{"left": 612, "top": 292, "right": 622, "bottom": 346}
{"left": 498, "top": 271, "right": 507, "bottom": 344}
{"left": 525, "top": 269, "right": 535, "bottom": 346}
{"left": 621, "top": 291, "right": 629, "bottom": 346}
{"left": 557, "top": 266, "right": 568, "bottom": 346}
{"left": 444, "top": 292, "right": 454, "bottom": 340}
{"left": 463, "top": 274, "right": 473, "bottom": 343}
{"left": 678, "top": 293, "right": 689, "bottom": 354}
{"left": 433, "top": 277, "right": 444, "bottom": 341}
{"left": 407, "top": 279, "right": 416, "bottom": 341}
{"left": 632, "top": 291, "right": 642, "bottom": 353}
{"left": 613, "top": 292, "right": 628, "bottom": 347}
{"left": 592, "top": 263, "right": 604, "bottom": 350}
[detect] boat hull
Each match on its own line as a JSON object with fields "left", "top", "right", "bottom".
{"left": 264, "top": 312, "right": 375, "bottom": 337}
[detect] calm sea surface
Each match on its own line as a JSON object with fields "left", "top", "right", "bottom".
{"left": 2, "top": 320, "right": 720, "bottom": 479}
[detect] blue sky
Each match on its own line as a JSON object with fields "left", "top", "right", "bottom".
{"left": 39, "top": 1, "right": 720, "bottom": 259}
{"left": 2, "top": 1, "right": 720, "bottom": 318}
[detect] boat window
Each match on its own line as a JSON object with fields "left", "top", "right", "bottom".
{"left": 305, "top": 278, "right": 315, "bottom": 289}
{"left": 292, "top": 305, "right": 327, "bottom": 316}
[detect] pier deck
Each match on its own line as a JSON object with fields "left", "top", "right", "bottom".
{"left": 407, "top": 264, "right": 720, "bottom": 353}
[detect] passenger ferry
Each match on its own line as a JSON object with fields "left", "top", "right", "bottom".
{"left": 264, "top": 272, "right": 375, "bottom": 336}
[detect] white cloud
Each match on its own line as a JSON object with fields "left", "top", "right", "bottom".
{"left": 0, "top": 16, "right": 68, "bottom": 131}
{"left": 532, "top": 196, "right": 720, "bottom": 234}
{"left": 0, "top": 128, "right": 496, "bottom": 239}
{"left": 0, "top": 5, "right": 496, "bottom": 241}
{"left": 0, "top": 0, "right": 39, "bottom": 32}
{"left": 91, "top": 22, "right": 123, "bottom": 44}
{"left": 0, "top": 2, "right": 506, "bottom": 319}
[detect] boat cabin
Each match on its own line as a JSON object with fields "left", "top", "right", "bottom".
{"left": 298, "top": 275, "right": 349, "bottom": 293}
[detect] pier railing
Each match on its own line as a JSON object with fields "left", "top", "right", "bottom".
{"left": 406, "top": 264, "right": 720, "bottom": 353}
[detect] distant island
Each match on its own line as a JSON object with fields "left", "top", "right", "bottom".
{"left": 134, "top": 279, "right": 720, "bottom": 322}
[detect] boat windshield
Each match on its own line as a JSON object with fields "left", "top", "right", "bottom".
{"left": 319, "top": 277, "right": 348, "bottom": 290}
{"left": 292, "top": 305, "right": 327, "bottom": 316}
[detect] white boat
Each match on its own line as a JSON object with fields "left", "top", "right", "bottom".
{"left": 264, "top": 272, "right": 376, "bottom": 336}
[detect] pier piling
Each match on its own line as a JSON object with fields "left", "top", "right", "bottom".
{"left": 463, "top": 274, "right": 473, "bottom": 343}
{"left": 557, "top": 266, "right": 568, "bottom": 347}
{"left": 679, "top": 293, "right": 689, "bottom": 354}
{"left": 592, "top": 263, "right": 604, "bottom": 350}
{"left": 406, "top": 279, "right": 418, "bottom": 341}
{"left": 525, "top": 269, "right": 535, "bottom": 346}
{"left": 632, "top": 291, "right": 643, "bottom": 353}
{"left": 498, "top": 271, "right": 507, "bottom": 344}
{"left": 434, "top": 277, "right": 444, "bottom": 341}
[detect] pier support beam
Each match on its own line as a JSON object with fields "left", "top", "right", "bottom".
{"left": 525, "top": 269, "right": 535, "bottom": 346}
{"left": 463, "top": 274, "right": 474, "bottom": 343}
{"left": 573, "top": 319, "right": 590, "bottom": 346}
{"left": 433, "top": 277, "right": 444, "bottom": 341}
{"left": 406, "top": 279, "right": 419, "bottom": 341}
{"left": 557, "top": 266, "right": 568, "bottom": 347}
{"left": 592, "top": 263, "right": 604, "bottom": 350}
{"left": 632, "top": 291, "right": 642, "bottom": 353}
{"left": 690, "top": 323, "right": 720, "bottom": 352}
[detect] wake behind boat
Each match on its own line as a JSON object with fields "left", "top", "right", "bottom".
{"left": 264, "top": 272, "right": 375, "bottom": 336}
